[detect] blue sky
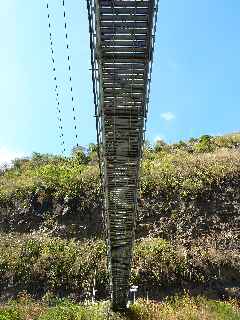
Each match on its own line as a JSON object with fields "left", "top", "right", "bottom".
{"left": 0, "top": 0, "right": 240, "bottom": 163}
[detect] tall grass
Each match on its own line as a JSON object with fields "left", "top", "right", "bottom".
{"left": 0, "top": 294, "right": 239, "bottom": 320}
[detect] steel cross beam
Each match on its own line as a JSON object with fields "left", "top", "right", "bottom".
{"left": 87, "top": 0, "right": 159, "bottom": 311}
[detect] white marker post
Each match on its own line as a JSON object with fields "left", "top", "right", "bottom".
{"left": 130, "top": 285, "right": 138, "bottom": 304}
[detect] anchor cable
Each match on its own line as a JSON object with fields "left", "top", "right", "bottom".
{"left": 62, "top": 0, "right": 79, "bottom": 147}
{"left": 46, "top": 2, "right": 66, "bottom": 154}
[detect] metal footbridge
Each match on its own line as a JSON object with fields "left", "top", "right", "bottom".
{"left": 87, "top": 0, "right": 159, "bottom": 310}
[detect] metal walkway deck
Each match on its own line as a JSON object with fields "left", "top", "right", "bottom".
{"left": 87, "top": 0, "right": 159, "bottom": 310}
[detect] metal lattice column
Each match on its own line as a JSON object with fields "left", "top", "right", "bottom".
{"left": 87, "top": 0, "right": 159, "bottom": 311}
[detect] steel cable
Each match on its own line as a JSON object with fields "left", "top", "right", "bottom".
{"left": 46, "top": 2, "right": 66, "bottom": 154}
{"left": 62, "top": 0, "right": 79, "bottom": 147}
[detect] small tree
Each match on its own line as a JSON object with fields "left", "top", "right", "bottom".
{"left": 87, "top": 143, "right": 99, "bottom": 164}
{"left": 194, "top": 135, "right": 215, "bottom": 153}
{"left": 154, "top": 139, "right": 167, "bottom": 152}
{"left": 71, "top": 146, "right": 89, "bottom": 164}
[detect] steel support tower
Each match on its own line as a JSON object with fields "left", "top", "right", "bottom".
{"left": 87, "top": 0, "right": 159, "bottom": 310}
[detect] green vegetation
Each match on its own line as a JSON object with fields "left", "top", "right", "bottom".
{"left": 0, "top": 133, "right": 240, "bottom": 318}
{"left": 0, "top": 233, "right": 239, "bottom": 297}
{"left": 0, "top": 151, "right": 99, "bottom": 207}
{"left": 141, "top": 146, "right": 240, "bottom": 196}
{"left": 1, "top": 133, "right": 240, "bottom": 206}
{"left": 0, "top": 293, "right": 239, "bottom": 320}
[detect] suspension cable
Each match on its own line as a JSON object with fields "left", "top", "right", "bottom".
{"left": 46, "top": 2, "right": 66, "bottom": 154}
{"left": 62, "top": 0, "right": 79, "bottom": 147}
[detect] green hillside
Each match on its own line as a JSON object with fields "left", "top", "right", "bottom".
{"left": 0, "top": 133, "right": 240, "bottom": 318}
{"left": 0, "top": 133, "right": 240, "bottom": 240}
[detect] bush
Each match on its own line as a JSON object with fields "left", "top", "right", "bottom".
{"left": 0, "top": 234, "right": 239, "bottom": 299}
{"left": 194, "top": 135, "right": 215, "bottom": 153}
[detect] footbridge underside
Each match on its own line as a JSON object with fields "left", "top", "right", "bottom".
{"left": 87, "top": 0, "right": 158, "bottom": 310}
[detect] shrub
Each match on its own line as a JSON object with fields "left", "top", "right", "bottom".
{"left": 0, "top": 234, "right": 239, "bottom": 298}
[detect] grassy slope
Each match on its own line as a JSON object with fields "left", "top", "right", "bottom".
{"left": 0, "top": 133, "right": 240, "bottom": 240}
{"left": 0, "top": 134, "right": 240, "bottom": 318}
{"left": 0, "top": 294, "right": 239, "bottom": 320}
{"left": 1, "top": 133, "right": 240, "bottom": 207}
{"left": 0, "top": 233, "right": 239, "bottom": 299}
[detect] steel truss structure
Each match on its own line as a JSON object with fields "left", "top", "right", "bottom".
{"left": 87, "top": 0, "right": 159, "bottom": 311}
